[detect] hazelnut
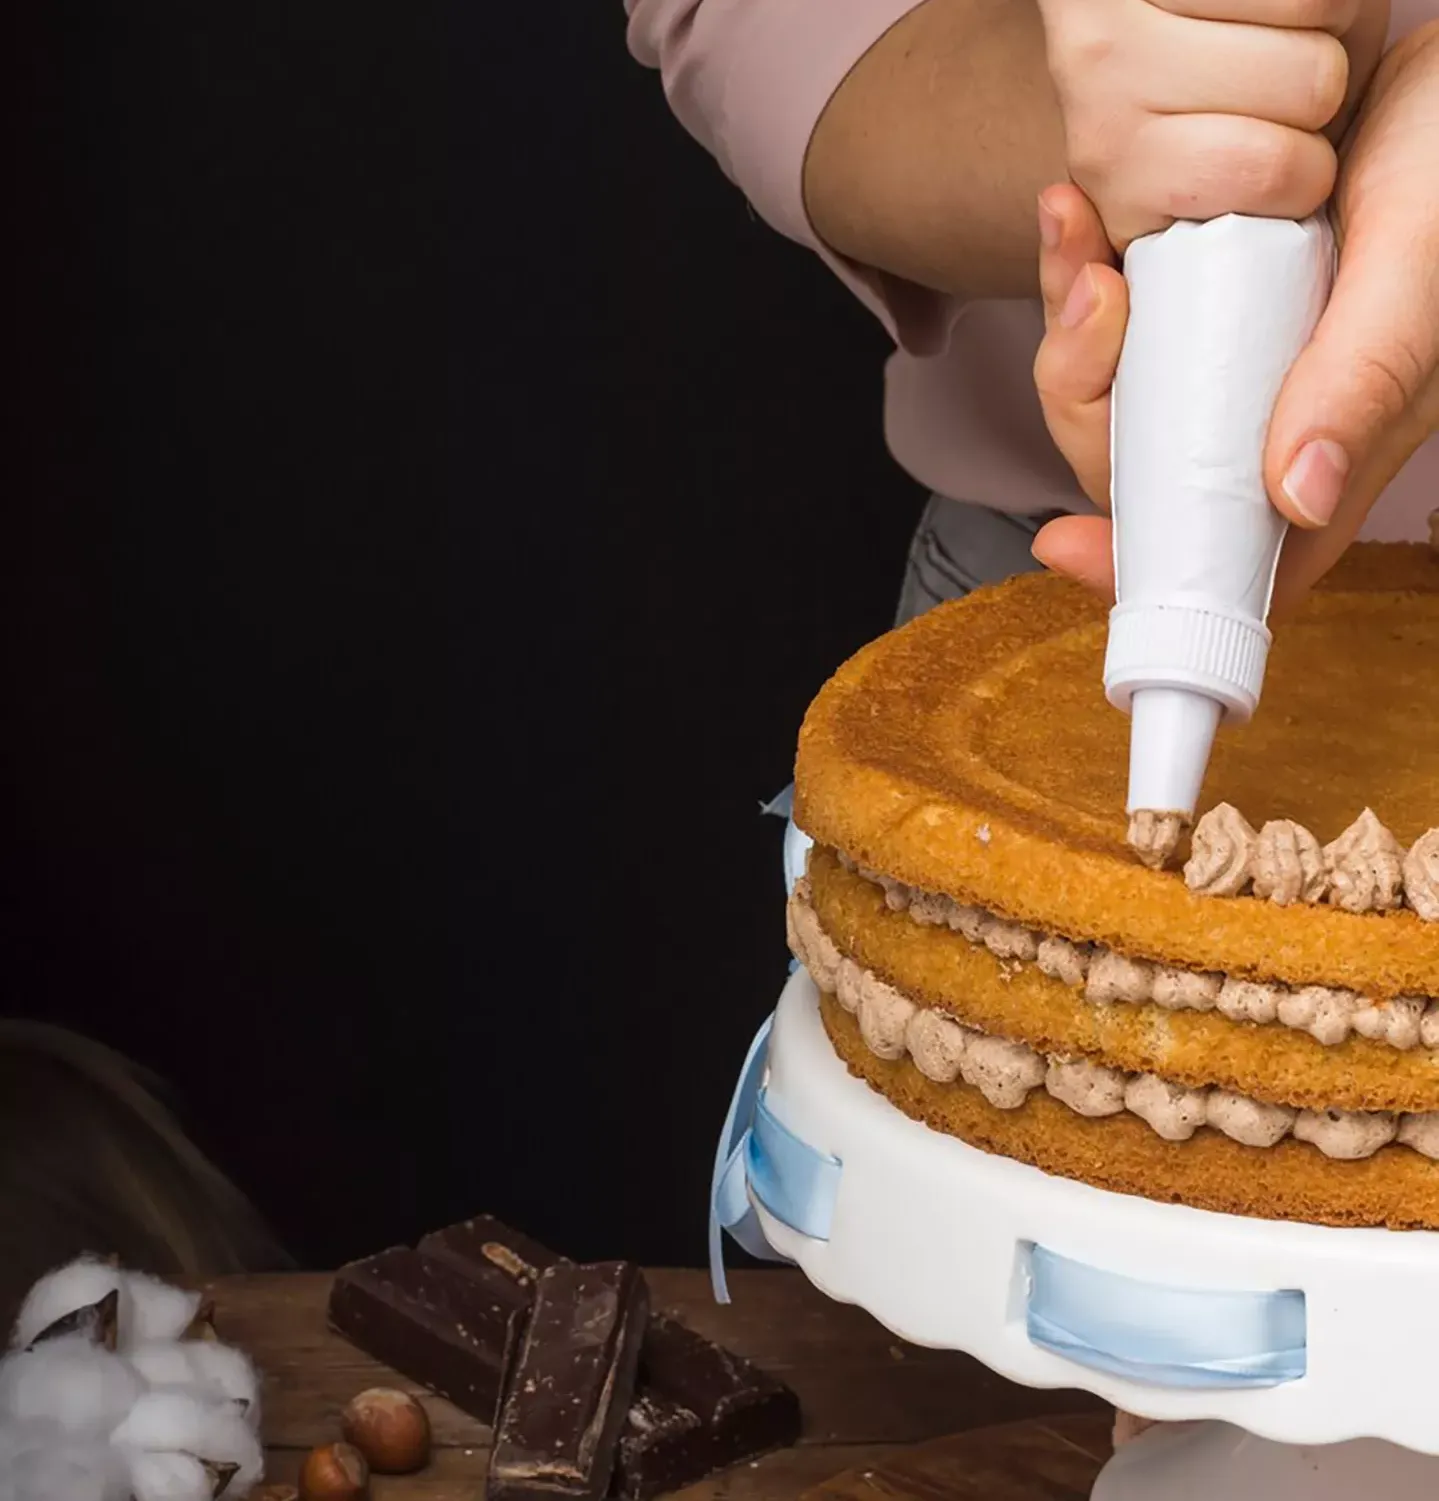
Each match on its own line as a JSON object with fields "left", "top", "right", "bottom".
{"left": 341, "top": 1387, "right": 432, "bottom": 1474}
{"left": 298, "top": 1442, "right": 369, "bottom": 1501}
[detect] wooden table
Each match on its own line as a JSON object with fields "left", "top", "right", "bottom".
{"left": 207, "top": 1268, "right": 1109, "bottom": 1499}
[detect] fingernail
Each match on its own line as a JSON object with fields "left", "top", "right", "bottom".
{"left": 1059, "top": 267, "right": 1098, "bottom": 328}
{"left": 1281, "top": 439, "right": 1349, "bottom": 526}
{"left": 1038, "top": 194, "right": 1063, "bottom": 252}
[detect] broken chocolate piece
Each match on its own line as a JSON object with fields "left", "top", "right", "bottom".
{"left": 327, "top": 1247, "right": 526, "bottom": 1423}
{"left": 331, "top": 1217, "right": 803, "bottom": 1497}
{"left": 28, "top": 1288, "right": 120, "bottom": 1352}
{"left": 415, "top": 1216, "right": 802, "bottom": 1500}
{"left": 612, "top": 1313, "right": 800, "bottom": 1500}
{"left": 419, "top": 1214, "right": 558, "bottom": 1291}
{"left": 487, "top": 1261, "right": 649, "bottom": 1501}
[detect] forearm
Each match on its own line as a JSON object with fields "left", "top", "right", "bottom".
{"left": 804, "top": 0, "right": 1066, "bottom": 301}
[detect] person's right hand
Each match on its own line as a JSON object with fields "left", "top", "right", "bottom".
{"left": 1034, "top": 0, "right": 1391, "bottom": 250}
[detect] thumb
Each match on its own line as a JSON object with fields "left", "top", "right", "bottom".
{"left": 1266, "top": 219, "right": 1439, "bottom": 532}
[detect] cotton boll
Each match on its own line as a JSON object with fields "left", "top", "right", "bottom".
{"left": 9, "top": 1447, "right": 130, "bottom": 1501}
{"left": 118, "top": 1273, "right": 203, "bottom": 1348}
{"left": 126, "top": 1451, "right": 234, "bottom": 1501}
{"left": 11, "top": 1259, "right": 123, "bottom": 1351}
{"left": 129, "top": 1342, "right": 260, "bottom": 1428}
{"left": 184, "top": 1344, "right": 260, "bottom": 1425}
{"left": 0, "top": 1422, "right": 129, "bottom": 1501}
{"left": 111, "top": 1390, "right": 263, "bottom": 1490}
{"left": 11, "top": 1260, "right": 201, "bottom": 1354}
{"left": 127, "top": 1342, "right": 195, "bottom": 1391}
{"left": 0, "top": 1334, "right": 146, "bottom": 1436}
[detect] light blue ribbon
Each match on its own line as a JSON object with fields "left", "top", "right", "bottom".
{"left": 761, "top": 782, "right": 813, "bottom": 901}
{"left": 1027, "top": 1244, "right": 1306, "bottom": 1389}
{"left": 709, "top": 1012, "right": 842, "bottom": 1304}
{"left": 759, "top": 786, "right": 794, "bottom": 821}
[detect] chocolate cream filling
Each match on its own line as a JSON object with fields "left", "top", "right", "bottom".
{"left": 835, "top": 851, "right": 1438, "bottom": 1053}
{"left": 789, "top": 881, "right": 1439, "bottom": 1164}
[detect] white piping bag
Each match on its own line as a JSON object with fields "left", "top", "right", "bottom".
{"left": 1102, "top": 214, "right": 1335, "bottom": 864}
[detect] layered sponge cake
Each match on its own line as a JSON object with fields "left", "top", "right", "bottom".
{"left": 787, "top": 543, "right": 1439, "bottom": 1229}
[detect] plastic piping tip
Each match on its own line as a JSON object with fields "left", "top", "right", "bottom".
{"left": 1126, "top": 686, "right": 1223, "bottom": 842}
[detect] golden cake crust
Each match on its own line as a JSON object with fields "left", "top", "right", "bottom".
{"left": 821, "top": 991, "right": 1439, "bottom": 1230}
{"left": 794, "top": 543, "right": 1439, "bottom": 998}
{"left": 808, "top": 848, "right": 1439, "bottom": 1113}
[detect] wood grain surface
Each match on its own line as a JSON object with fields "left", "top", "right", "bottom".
{"left": 208, "top": 1269, "right": 1107, "bottom": 1499}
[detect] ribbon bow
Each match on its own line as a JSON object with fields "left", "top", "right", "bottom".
{"left": 761, "top": 783, "right": 813, "bottom": 903}
{"left": 708, "top": 1012, "right": 842, "bottom": 1304}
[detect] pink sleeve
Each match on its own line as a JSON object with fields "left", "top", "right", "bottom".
{"left": 625, "top": 0, "right": 962, "bottom": 356}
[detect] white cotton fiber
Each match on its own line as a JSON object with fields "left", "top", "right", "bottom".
{"left": 11, "top": 1259, "right": 123, "bottom": 1351}
{"left": 10, "top": 1259, "right": 200, "bottom": 1353}
{"left": 1, "top": 1259, "right": 264, "bottom": 1499}
{"left": 129, "top": 1341, "right": 259, "bottom": 1423}
{"left": 182, "top": 1342, "right": 260, "bottom": 1423}
{"left": 118, "top": 1273, "right": 203, "bottom": 1347}
{"left": 0, "top": 1421, "right": 129, "bottom": 1501}
{"left": 125, "top": 1451, "right": 227, "bottom": 1501}
{"left": 0, "top": 1335, "right": 145, "bottom": 1436}
{"left": 111, "top": 1389, "right": 263, "bottom": 1489}
{"left": 125, "top": 1341, "right": 192, "bottom": 1390}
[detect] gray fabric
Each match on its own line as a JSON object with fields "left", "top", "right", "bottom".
{"left": 895, "top": 495, "right": 1066, "bottom": 627}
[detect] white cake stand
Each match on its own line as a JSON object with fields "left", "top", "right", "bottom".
{"left": 726, "top": 960, "right": 1439, "bottom": 1498}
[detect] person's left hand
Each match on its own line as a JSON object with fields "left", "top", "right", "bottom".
{"left": 1030, "top": 19, "right": 1439, "bottom": 614}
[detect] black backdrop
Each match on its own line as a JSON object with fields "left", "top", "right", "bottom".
{"left": 8, "top": 1, "right": 919, "bottom": 1268}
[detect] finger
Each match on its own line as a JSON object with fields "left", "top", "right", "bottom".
{"left": 1270, "top": 435, "right": 1426, "bottom": 615}
{"left": 1144, "top": 114, "right": 1337, "bottom": 221}
{"left": 1034, "top": 264, "right": 1129, "bottom": 508}
{"left": 1032, "top": 514, "right": 1117, "bottom": 599}
{"left": 1265, "top": 217, "right": 1439, "bottom": 533}
{"left": 1057, "top": 9, "right": 1350, "bottom": 130}
{"left": 1036, "top": 263, "right": 1128, "bottom": 403}
{"left": 1038, "top": 185, "right": 1112, "bottom": 328}
{"left": 1326, "top": 2, "right": 1395, "bottom": 143}
{"left": 1093, "top": 116, "right": 1337, "bottom": 248}
{"left": 1146, "top": 0, "right": 1361, "bottom": 30}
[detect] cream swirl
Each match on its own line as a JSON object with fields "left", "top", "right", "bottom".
{"left": 1252, "top": 819, "right": 1328, "bottom": 906}
{"left": 1183, "top": 802, "right": 1258, "bottom": 897}
{"left": 1125, "top": 1074, "right": 1208, "bottom": 1141}
{"left": 1324, "top": 808, "right": 1405, "bottom": 914}
{"left": 1046, "top": 1058, "right": 1126, "bottom": 1117}
{"left": 1084, "top": 951, "right": 1154, "bottom": 1005}
{"left": 1127, "top": 809, "right": 1185, "bottom": 870}
{"left": 1294, "top": 1108, "right": 1398, "bottom": 1161}
{"left": 1403, "top": 830, "right": 1439, "bottom": 922}
{"left": 785, "top": 887, "right": 1439, "bottom": 1162}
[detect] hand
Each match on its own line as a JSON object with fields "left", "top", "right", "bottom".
{"left": 1031, "top": 21, "right": 1439, "bottom": 610}
{"left": 1035, "top": 0, "right": 1390, "bottom": 250}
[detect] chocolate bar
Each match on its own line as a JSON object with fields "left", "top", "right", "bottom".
{"left": 420, "top": 1216, "right": 802, "bottom": 1499}
{"left": 611, "top": 1312, "right": 800, "bottom": 1501}
{"left": 487, "top": 1261, "right": 650, "bottom": 1501}
{"left": 327, "top": 1246, "right": 525, "bottom": 1423}
{"left": 419, "top": 1215, "right": 555, "bottom": 1291}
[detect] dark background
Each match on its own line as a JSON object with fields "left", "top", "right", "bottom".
{"left": 8, "top": 1, "right": 919, "bottom": 1268}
